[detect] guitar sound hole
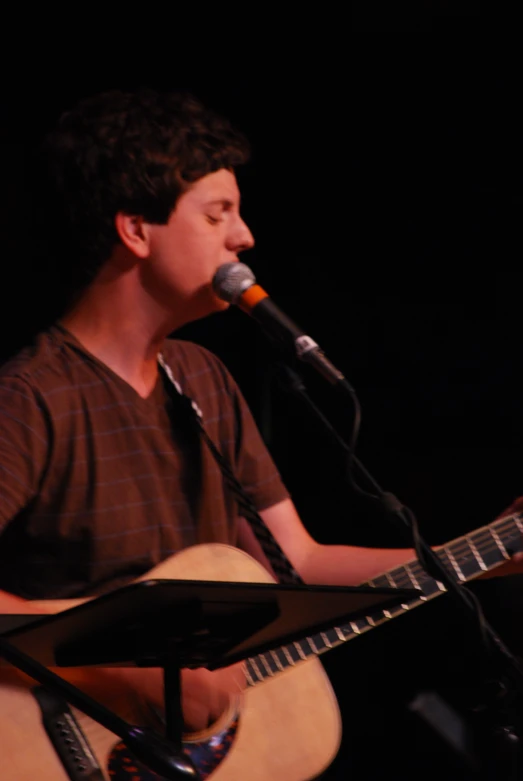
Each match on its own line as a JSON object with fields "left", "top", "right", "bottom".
{"left": 107, "top": 714, "right": 239, "bottom": 780}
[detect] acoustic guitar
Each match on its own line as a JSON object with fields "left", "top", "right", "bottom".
{"left": 1, "top": 511, "right": 521, "bottom": 780}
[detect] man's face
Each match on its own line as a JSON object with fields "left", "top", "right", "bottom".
{"left": 143, "top": 168, "right": 254, "bottom": 323}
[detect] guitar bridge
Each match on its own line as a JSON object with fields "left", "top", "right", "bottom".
{"left": 32, "top": 685, "right": 105, "bottom": 780}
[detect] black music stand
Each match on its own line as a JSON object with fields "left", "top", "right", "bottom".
{"left": 0, "top": 577, "right": 418, "bottom": 780}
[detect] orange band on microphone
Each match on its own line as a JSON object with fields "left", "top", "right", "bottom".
{"left": 238, "top": 284, "right": 269, "bottom": 312}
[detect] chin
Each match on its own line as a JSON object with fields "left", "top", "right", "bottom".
{"left": 184, "top": 291, "right": 230, "bottom": 325}
{"left": 204, "top": 287, "right": 230, "bottom": 313}
{"left": 213, "top": 296, "right": 231, "bottom": 313}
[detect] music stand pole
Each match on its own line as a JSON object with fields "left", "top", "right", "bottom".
{"left": 1, "top": 575, "right": 419, "bottom": 780}
{"left": 0, "top": 633, "right": 199, "bottom": 780}
{"left": 163, "top": 642, "right": 184, "bottom": 749}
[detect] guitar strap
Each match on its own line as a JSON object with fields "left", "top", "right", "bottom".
{"left": 29, "top": 352, "right": 303, "bottom": 780}
{"left": 158, "top": 354, "right": 304, "bottom": 585}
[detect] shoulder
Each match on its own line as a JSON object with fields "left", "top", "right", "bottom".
{"left": 0, "top": 332, "right": 67, "bottom": 443}
{"left": 0, "top": 328, "right": 72, "bottom": 390}
{"left": 0, "top": 326, "right": 104, "bottom": 427}
{"left": 0, "top": 329, "right": 69, "bottom": 408}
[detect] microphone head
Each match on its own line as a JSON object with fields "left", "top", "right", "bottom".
{"left": 212, "top": 262, "right": 256, "bottom": 303}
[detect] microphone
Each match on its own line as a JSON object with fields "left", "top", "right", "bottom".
{"left": 212, "top": 262, "right": 354, "bottom": 393}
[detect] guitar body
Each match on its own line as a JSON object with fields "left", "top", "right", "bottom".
{"left": 1, "top": 544, "right": 341, "bottom": 781}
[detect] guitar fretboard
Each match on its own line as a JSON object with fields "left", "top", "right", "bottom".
{"left": 244, "top": 512, "right": 523, "bottom": 686}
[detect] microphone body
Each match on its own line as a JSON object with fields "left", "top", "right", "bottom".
{"left": 212, "top": 263, "right": 353, "bottom": 392}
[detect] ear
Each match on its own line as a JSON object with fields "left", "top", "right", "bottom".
{"left": 114, "top": 213, "right": 151, "bottom": 258}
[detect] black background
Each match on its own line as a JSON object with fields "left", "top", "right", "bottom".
{"left": 1, "top": 8, "right": 522, "bottom": 779}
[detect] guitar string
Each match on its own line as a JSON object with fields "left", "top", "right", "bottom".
{"left": 253, "top": 562, "right": 488, "bottom": 682}
{"left": 156, "top": 353, "right": 523, "bottom": 583}
{"left": 158, "top": 360, "right": 523, "bottom": 683}
{"left": 248, "top": 561, "right": 470, "bottom": 683}
{"left": 249, "top": 514, "right": 523, "bottom": 683}
{"left": 254, "top": 512, "right": 523, "bottom": 681}
{"left": 247, "top": 517, "right": 523, "bottom": 684}
{"left": 378, "top": 523, "right": 515, "bottom": 577}
{"left": 159, "top": 349, "right": 522, "bottom": 583}
{"left": 446, "top": 517, "right": 522, "bottom": 555}
{"left": 390, "top": 514, "right": 523, "bottom": 581}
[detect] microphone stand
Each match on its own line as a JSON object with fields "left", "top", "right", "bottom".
{"left": 274, "top": 359, "right": 523, "bottom": 780}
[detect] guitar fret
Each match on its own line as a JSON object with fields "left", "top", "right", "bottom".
{"left": 441, "top": 547, "right": 466, "bottom": 581}
{"left": 381, "top": 559, "right": 447, "bottom": 604}
{"left": 467, "top": 535, "right": 488, "bottom": 571}
{"left": 273, "top": 647, "right": 290, "bottom": 670}
{"left": 244, "top": 663, "right": 256, "bottom": 687}
{"left": 307, "top": 636, "right": 320, "bottom": 654}
{"left": 388, "top": 565, "right": 415, "bottom": 609}
{"left": 389, "top": 602, "right": 410, "bottom": 616}
{"left": 315, "top": 634, "right": 329, "bottom": 652}
{"left": 369, "top": 576, "right": 399, "bottom": 616}
{"left": 358, "top": 617, "right": 373, "bottom": 630}
{"left": 258, "top": 654, "right": 275, "bottom": 676}
{"left": 490, "top": 528, "right": 511, "bottom": 560}
{"left": 474, "top": 540, "right": 507, "bottom": 568}
{"left": 294, "top": 642, "right": 309, "bottom": 661}
{"left": 385, "top": 571, "right": 397, "bottom": 588}
{"left": 334, "top": 626, "right": 349, "bottom": 642}
{"left": 384, "top": 568, "right": 417, "bottom": 608}
{"left": 238, "top": 513, "right": 523, "bottom": 694}
{"left": 286, "top": 644, "right": 304, "bottom": 664}
{"left": 249, "top": 658, "right": 265, "bottom": 682}
{"left": 281, "top": 646, "right": 296, "bottom": 666}
{"left": 325, "top": 627, "right": 344, "bottom": 646}
{"left": 270, "top": 649, "right": 285, "bottom": 672}
{"left": 372, "top": 574, "right": 391, "bottom": 588}
{"left": 391, "top": 571, "right": 413, "bottom": 589}
{"left": 447, "top": 541, "right": 481, "bottom": 580}
{"left": 405, "top": 563, "right": 421, "bottom": 589}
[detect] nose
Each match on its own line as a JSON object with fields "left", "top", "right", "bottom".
{"left": 228, "top": 214, "right": 255, "bottom": 254}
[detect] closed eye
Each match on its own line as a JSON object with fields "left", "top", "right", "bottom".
{"left": 204, "top": 199, "right": 235, "bottom": 226}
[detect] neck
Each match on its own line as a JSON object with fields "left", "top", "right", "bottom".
{"left": 60, "top": 274, "right": 182, "bottom": 398}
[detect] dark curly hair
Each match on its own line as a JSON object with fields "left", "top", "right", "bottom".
{"left": 43, "top": 88, "right": 250, "bottom": 295}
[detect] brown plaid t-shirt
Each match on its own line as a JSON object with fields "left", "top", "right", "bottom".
{"left": 0, "top": 326, "right": 289, "bottom": 598}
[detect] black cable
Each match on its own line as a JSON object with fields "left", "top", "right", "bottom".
{"left": 276, "top": 362, "right": 523, "bottom": 697}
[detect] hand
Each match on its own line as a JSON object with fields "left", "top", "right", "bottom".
{"left": 114, "top": 662, "right": 245, "bottom": 733}
{"left": 1, "top": 597, "right": 245, "bottom": 732}
{"left": 181, "top": 665, "right": 245, "bottom": 732}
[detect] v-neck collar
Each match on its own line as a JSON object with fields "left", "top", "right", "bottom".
{"left": 50, "top": 323, "right": 165, "bottom": 405}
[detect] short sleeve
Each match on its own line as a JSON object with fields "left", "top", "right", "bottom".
{"left": 0, "top": 377, "right": 50, "bottom": 531}
{"left": 231, "top": 385, "right": 290, "bottom": 510}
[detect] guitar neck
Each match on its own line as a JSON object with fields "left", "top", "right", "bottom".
{"left": 245, "top": 512, "right": 523, "bottom": 686}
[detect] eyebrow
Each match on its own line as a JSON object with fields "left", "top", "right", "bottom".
{"left": 203, "top": 198, "right": 237, "bottom": 209}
